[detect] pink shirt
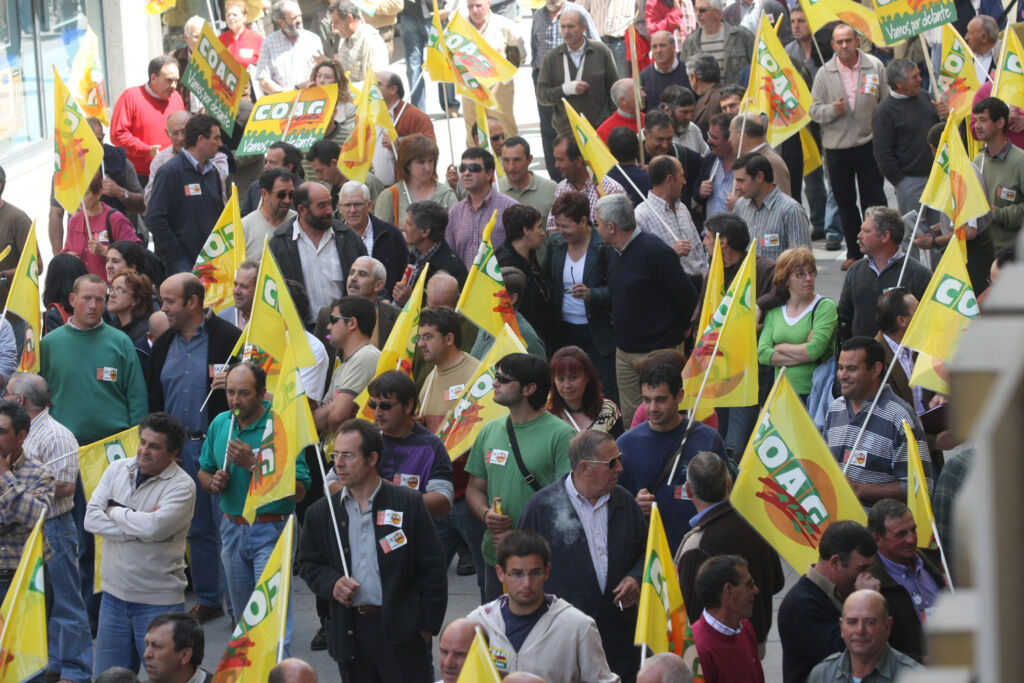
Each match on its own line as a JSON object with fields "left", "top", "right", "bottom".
{"left": 837, "top": 54, "right": 861, "bottom": 111}
{"left": 63, "top": 206, "right": 140, "bottom": 281}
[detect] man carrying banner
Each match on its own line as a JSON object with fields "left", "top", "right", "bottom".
{"left": 198, "top": 362, "right": 310, "bottom": 647}
{"left": 824, "top": 337, "right": 933, "bottom": 511}
{"left": 965, "top": 15, "right": 1000, "bottom": 83}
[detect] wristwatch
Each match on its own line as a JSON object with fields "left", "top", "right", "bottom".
{"left": 122, "top": 189, "right": 130, "bottom": 200}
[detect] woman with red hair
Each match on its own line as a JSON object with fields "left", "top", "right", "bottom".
{"left": 548, "top": 345, "right": 623, "bottom": 436}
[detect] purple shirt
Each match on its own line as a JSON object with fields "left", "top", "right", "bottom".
{"left": 447, "top": 187, "right": 518, "bottom": 268}
{"left": 878, "top": 551, "right": 941, "bottom": 618}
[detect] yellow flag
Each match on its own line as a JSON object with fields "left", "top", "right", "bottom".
{"left": 444, "top": 12, "right": 518, "bottom": 110}
{"left": 144, "top": 0, "right": 177, "bottom": 14}
{"left": 903, "top": 421, "right": 937, "bottom": 549}
{"left": 919, "top": 116, "right": 990, "bottom": 227}
{"left": 731, "top": 373, "right": 867, "bottom": 571}
{"left": 456, "top": 628, "right": 501, "bottom": 682}
{"left": 79, "top": 426, "right": 140, "bottom": 500}
{"left": 339, "top": 71, "right": 382, "bottom": 183}
{"left": 681, "top": 247, "right": 758, "bottom": 409}
{"left": 425, "top": 0, "right": 457, "bottom": 83}
{"left": 994, "top": 25, "right": 1024, "bottom": 106}
{"left": 798, "top": 0, "right": 886, "bottom": 45}
{"left": 232, "top": 243, "right": 316, "bottom": 394}
{"left": 744, "top": 15, "right": 813, "bottom": 146}
{"left": 473, "top": 102, "right": 504, "bottom": 178}
{"left": 0, "top": 512, "right": 47, "bottom": 683}
{"left": 799, "top": 126, "right": 822, "bottom": 175}
{"left": 353, "top": 265, "right": 430, "bottom": 421}
{"left": 937, "top": 24, "right": 982, "bottom": 119}
{"left": 456, "top": 212, "right": 522, "bottom": 340}
{"left": 697, "top": 235, "right": 725, "bottom": 338}
{"left": 69, "top": 27, "right": 109, "bottom": 125}
{"left": 53, "top": 66, "right": 103, "bottom": 214}
{"left": 212, "top": 517, "right": 294, "bottom": 682}
{"left": 901, "top": 233, "right": 978, "bottom": 363}
{"left": 634, "top": 504, "right": 691, "bottom": 657}
{"left": 563, "top": 98, "right": 617, "bottom": 186}
{"left": 193, "top": 185, "right": 245, "bottom": 313}
{"left": 909, "top": 352, "right": 949, "bottom": 395}
{"left": 6, "top": 222, "right": 41, "bottom": 372}
{"left": 366, "top": 72, "right": 398, "bottom": 142}
{"left": 436, "top": 325, "right": 524, "bottom": 458}
{"left": 242, "top": 348, "right": 315, "bottom": 522}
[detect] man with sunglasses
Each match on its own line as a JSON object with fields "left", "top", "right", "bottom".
{"left": 518, "top": 431, "right": 647, "bottom": 682}
{"left": 465, "top": 353, "right": 575, "bottom": 601}
{"left": 691, "top": 554, "right": 765, "bottom": 682}
{"left": 447, "top": 148, "right": 519, "bottom": 269}
{"left": 241, "top": 168, "right": 297, "bottom": 261}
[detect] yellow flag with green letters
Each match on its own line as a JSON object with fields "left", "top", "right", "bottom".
{"left": 69, "top": 27, "right": 109, "bottom": 125}
{"left": 994, "top": 24, "right": 1024, "bottom": 107}
{"left": 634, "top": 504, "right": 692, "bottom": 659}
{"left": 938, "top": 24, "right": 982, "bottom": 118}
{"left": 193, "top": 185, "right": 245, "bottom": 313}
{"left": 456, "top": 212, "right": 522, "bottom": 340}
{"left": 919, "top": 116, "right": 990, "bottom": 227}
{"left": 456, "top": 628, "right": 501, "bottom": 682}
{"left": 0, "top": 511, "right": 47, "bottom": 682}
{"left": 53, "top": 66, "right": 103, "bottom": 213}
{"left": 743, "top": 15, "right": 813, "bottom": 146}
{"left": 6, "top": 221, "right": 41, "bottom": 372}
{"left": 903, "top": 420, "right": 937, "bottom": 549}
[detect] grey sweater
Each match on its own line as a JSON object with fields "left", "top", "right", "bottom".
{"left": 810, "top": 50, "right": 889, "bottom": 150}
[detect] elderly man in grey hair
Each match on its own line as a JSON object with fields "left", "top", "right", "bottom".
{"left": 256, "top": 0, "right": 324, "bottom": 93}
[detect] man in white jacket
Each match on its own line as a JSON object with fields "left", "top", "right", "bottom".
{"left": 85, "top": 412, "right": 196, "bottom": 678}
{"left": 466, "top": 530, "right": 620, "bottom": 682}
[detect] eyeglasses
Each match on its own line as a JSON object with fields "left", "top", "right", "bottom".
{"left": 275, "top": 190, "right": 294, "bottom": 199}
{"left": 111, "top": 287, "right": 129, "bottom": 296}
{"left": 504, "top": 569, "right": 546, "bottom": 581}
{"left": 492, "top": 372, "right": 518, "bottom": 384}
{"left": 329, "top": 314, "right": 354, "bottom": 325}
{"left": 732, "top": 577, "right": 757, "bottom": 588}
{"left": 340, "top": 201, "right": 367, "bottom": 210}
{"left": 366, "top": 399, "right": 395, "bottom": 411}
{"left": 490, "top": 133, "right": 506, "bottom": 143}
{"left": 459, "top": 162, "right": 485, "bottom": 173}
{"left": 580, "top": 454, "right": 623, "bottom": 470}
{"left": 791, "top": 269, "right": 817, "bottom": 279}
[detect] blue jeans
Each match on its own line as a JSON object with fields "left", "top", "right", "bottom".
{"left": 400, "top": 14, "right": 428, "bottom": 111}
{"left": 93, "top": 593, "right": 185, "bottom": 676}
{"left": 804, "top": 166, "right": 826, "bottom": 232}
{"left": 533, "top": 69, "right": 562, "bottom": 181}
{"left": 44, "top": 512, "right": 92, "bottom": 682}
{"left": 603, "top": 36, "right": 628, "bottom": 77}
{"left": 179, "top": 440, "right": 225, "bottom": 609}
{"left": 219, "top": 517, "right": 293, "bottom": 654}
{"left": 434, "top": 498, "right": 486, "bottom": 602}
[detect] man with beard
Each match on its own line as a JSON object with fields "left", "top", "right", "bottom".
{"left": 256, "top": 0, "right": 324, "bottom": 93}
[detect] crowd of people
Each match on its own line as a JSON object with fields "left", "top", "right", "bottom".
{"left": 1, "top": 0, "right": 1018, "bottom": 681}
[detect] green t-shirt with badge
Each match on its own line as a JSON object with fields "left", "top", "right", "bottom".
{"left": 465, "top": 411, "right": 574, "bottom": 566}
{"left": 199, "top": 400, "right": 312, "bottom": 517}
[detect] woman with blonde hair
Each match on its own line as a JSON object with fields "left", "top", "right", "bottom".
{"left": 374, "top": 134, "right": 457, "bottom": 227}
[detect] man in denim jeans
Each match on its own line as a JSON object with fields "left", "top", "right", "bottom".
{"left": 7, "top": 373, "right": 91, "bottom": 683}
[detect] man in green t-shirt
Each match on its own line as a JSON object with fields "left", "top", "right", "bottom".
{"left": 465, "top": 353, "right": 574, "bottom": 600}
{"left": 198, "top": 363, "right": 310, "bottom": 651}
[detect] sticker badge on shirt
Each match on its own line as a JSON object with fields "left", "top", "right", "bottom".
{"left": 185, "top": 183, "right": 203, "bottom": 197}
{"left": 845, "top": 449, "right": 868, "bottom": 467}
{"left": 379, "top": 529, "right": 407, "bottom": 553}
{"left": 239, "top": 48, "right": 254, "bottom": 60}
{"left": 761, "top": 233, "right": 780, "bottom": 248}
{"left": 445, "top": 383, "right": 466, "bottom": 401}
{"left": 393, "top": 473, "right": 420, "bottom": 489}
{"left": 208, "top": 363, "right": 228, "bottom": 378}
{"left": 998, "top": 186, "right": 1017, "bottom": 201}
{"left": 97, "top": 230, "right": 110, "bottom": 243}
{"left": 97, "top": 367, "right": 118, "bottom": 382}
{"left": 487, "top": 449, "right": 509, "bottom": 466}
{"left": 376, "top": 509, "right": 403, "bottom": 527}
{"left": 673, "top": 485, "right": 690, "bottom": 500}
{"left": 489, "top": 647, "right": 509, "bottom": 671}
{"left": 861, "top": 73, "right": 879, "bottom": 95}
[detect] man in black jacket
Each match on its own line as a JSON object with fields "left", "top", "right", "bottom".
{"left": 148, "top": 273, "right": 241, "bottom": 624}
{"left": 268, "top": 182, "right": 366, "bottom": 327}
{"left": 298, "top": 419, "right": 447, "bottom": 682}
{"left": 518, "top": 430, "right": 647, "bottom": 683}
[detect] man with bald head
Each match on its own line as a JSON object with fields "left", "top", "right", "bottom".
{"left": 640, "top": 32, "right": 689, "bottom": 117}
{"left": 438, "top": 618, "right": 486, "bottom": 683}
{"left": 807, "top": 590, "right": 920, "bottom": 682}
{"left": 269, "top": 658, "right": 318, "bottom": 682}
{"left": 597, "top": 79, "right": 645, "bottom": 142}
{"left": 637, "top": 652, "right": 693, "bottom": 683}
{"left": 148, "top": 272, "right": 242, "bottom": 623}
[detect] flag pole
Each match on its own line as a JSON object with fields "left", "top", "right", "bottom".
{"left": 279, "top": 90, "right": 303, "bottom": 142}
{"left": 0, "top": 509, "right": 45, "bottom": 649}
{"left": 221, "top": 412, "right": 237, "bottom": 470}
{"left": 627, "top": 23, "right": 644, "bottom": 166}
{"left": 896, "top": 205, "right": 925, "bottom": 288}
{"left": 277, "top": 516, "right": 294, "bottom": 662}
{"left": 441, "top": 84, "right": 457, "bottom": 168}
{"left": 931, "top": 519, "right": 955, "bottom": 593}
{"left": 314, "top": 443, "right": 351, "bottom": 577}
{"left": 841, "top": 350, "right": 904, "bottom": 475}
{"left": 665, "top": 330, "right": 725, "bottom": 486}
{"left": 919, "top": 34, "right": 938, "bottom": 98}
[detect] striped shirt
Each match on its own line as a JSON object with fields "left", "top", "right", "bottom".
{"left": 546, "top": 175, "right": 626, "bottom": 231}
{"left": 292, "top": 222, "right": 344, "bottom": 323}
{"left": 579, "top": 0, "right": 633, "bottom": 38}
{"left": 447, "top": 187, "right": 518, "bottom": 269}
{"left": 564, "top": 473, "right": 610, "bottom": 592}
{"left": 25, "top": 409, "right": 79, "bottom": 519}
{"left": 824, "top": 386, "right": 933, "bottom": 512}
{"left": 0, "top": 451, "right": 52, "bottom": 570}
{"left": 734, "top": 187, "right": 812, "bottom": 261}
{"left": 635, "top": 193, "right": 708, "bottom": 278}
{"left": 255, "top": 29, "right": 324, "bottom": 91}
{"left": 531, "top": 2, "right": 599, "bottom": 68}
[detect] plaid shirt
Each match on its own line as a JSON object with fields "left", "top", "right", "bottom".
{"left": 255, "top": 29, "right": 324, "bottom": 91}
{"left": 448, "top": 188, "right": 519, "bottom": 268}
{"left": 0, "top": 451, "right": 53, "bottom": 570}
{"left": 530, "top": 2, "right": 599, "bottom": 68}
{"left": 579, "top": 0, "right": 633, "bottom": 38}
{"left": 635, "top": 193, "right": 708, "bottom": 278}
{"left": 733, "top": 187, "right": 812, "bottom": 261}
{"left": 545, "top": 175, "right": 626, "bottom": 231}
{"left": 25, "top": 409, "right": 79, "bottom": 519}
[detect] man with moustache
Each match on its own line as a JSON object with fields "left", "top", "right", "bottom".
{"left": 242, "top": 168, "right": 297, "bottom": 261}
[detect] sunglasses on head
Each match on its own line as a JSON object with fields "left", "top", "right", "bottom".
{"left": 366, "top": 399, "right": 395, "bottom": 411}
{"left": 275, "top": 190, "right": 294, "bottom": 199}
{"left": 459, "top": 162, "right": 485, "bottom": 173}
{"left": 329, "top": 314, "right": 354, "bottom": 324}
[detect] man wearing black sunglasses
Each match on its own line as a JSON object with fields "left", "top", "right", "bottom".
{"left": 447, "top": 147, "right": 519, "bottom": 269}
{"left": 518, "top": 430, "right": 647, "bottom": 682}
{"left": 241, "top": 168, "right": 296, "bottom": 262}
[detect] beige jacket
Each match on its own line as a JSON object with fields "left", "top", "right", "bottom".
{"left": 809, "top": 50, "right": 889, "bottom": 150}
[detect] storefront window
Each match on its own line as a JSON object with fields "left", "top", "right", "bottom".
{"left": 0, "top": 0, "right": 105, "bottom": 159}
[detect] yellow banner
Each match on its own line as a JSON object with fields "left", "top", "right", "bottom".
{"left": 634, "top": 504, "right": 694, "bottom": 664}
{"left": 564, "top": 98, "right": 617, "bottom": 186}
{"left": 193, "top": 185, "right": 245, "bottom": 313}
{"left": 909, "top": 352, "right": 949, "bottom": 395}
{"left": 872, "top": 0, "right": 957, "bottom": 45}
{"left": 212, "top": 517, "right": 294, "bottom": 682}
{"left": 731, "top": 373, "right": 867, "bottom": 571}
{"left": 0, "top": 512, "right": 47, "bottom": 683}
{"left": 7, "top": 221, "right": 40, "bottom": 372}
{"left": 919, "top": 116, "right": 990, "bottom": 227}
{"left": 938, "top": 24, "right": 982, "bottom": 119}
{"left": 145, "top": 0, "right": 177, "bottom": 14}
{"left": 903, "top": 420, "right": 937, "bottom": 549}
{"left": 697, "top": 234, "right": 724, "bottom": 343}
{"left": 339, "top": 71, "right": 378, "bottom": 184}
{"left": 436, "top": 325, "right": 524, "bottom": 458}
{"left": 456, "top": 212, "right": 522, "bottom": 340}
{"left": 425, "top": 0, "right": 457, "bottom": 83}
{"left": 901, "top": 233, "right": 977, "bottom": 363}
{"left": 800, "top": 127, "right": 822, "bottom": 175}
{"left": 744, "top": 15, "right": 813, "bottom": 146}
{"left": 182, "top": 21, "right": 250, "bottom": 136}
{"left": 237, "top": 84, "right": 339, "bottom": 157}
{"left": 79, "top": 425, "right": 140, "bottom": 499}
{"left": 798, "top": 0, "right": 886, "bottom": 45}
{"left": 53, "top": 66, "right": 103, "bottom": 214}
{"left": 994, "top": 24, "right": 1024, "bottom": 107}
{"left": 681, "top": 247, "right": 758, "bottom": 408}
{"left": 69, "top": 27, "right": 108, "bottom": 125}
{"left": 456, "top": 628, "right": 502, "bottom": 682}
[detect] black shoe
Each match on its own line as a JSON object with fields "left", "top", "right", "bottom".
{"left": 311, "top": 623, "right": 328, "bottom": 651}
{"left": 825, "top": 236, "right": 842, "bottom": 251}
{"left": 456, "top": 556, "right": 476, "bottom": 576}
{"left": 811, "top": 226, "right": 825, "bottom": 240}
